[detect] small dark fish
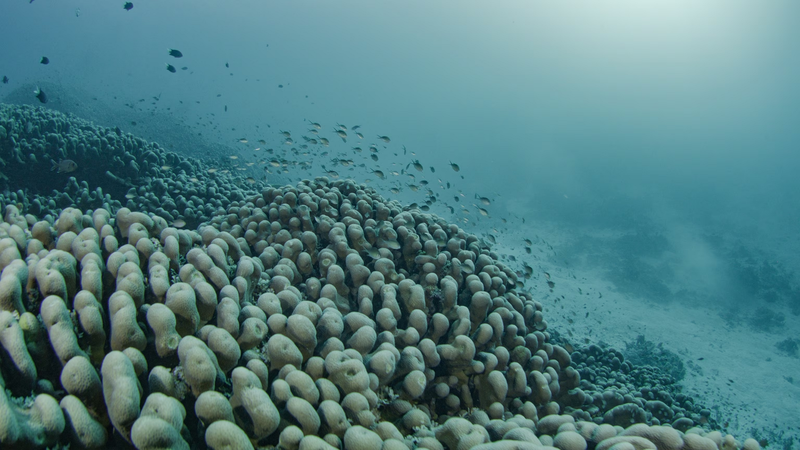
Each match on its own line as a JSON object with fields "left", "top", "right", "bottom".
{"left": 123, "top": 1, "right": 133, "bottom": 11}
{"left": 370, "top": 154, "right": 378, "bottom": 162}
{"left": 166, "top": 64, "right": 176, "bottom": 73}
{"left": 51, "top": 159, "right": 77, "bottom": 173}
{"left": 34, "top": 87, "right": 47, "bottom": 103}
{"left": 40, "top": 56, "right": 50, "bottom": 65}
{"left": 430, "top": 166, "right": 435, "bottom": 173}
{"left": 225, "top": 62, "right": 229, "bottom": 68}
{"left": 449, "top": 161, "right": 460, "bottom": 172}
{"left": 377, "top": 135, "right": 391, "bottom": 143}
{"left": 181, "top": 66, "right": 188, "bottom": 70}
{"left": 475, "top": 194, "right": 491, "bottom": 206}
{"left": 2, "top": 76, "right": 8, "bottom": 84}
{"left": 278, "top": 84, "right": 283, "bottom": 88}
{"left": 168, "top": 49, "right": 183, "bottom": 58}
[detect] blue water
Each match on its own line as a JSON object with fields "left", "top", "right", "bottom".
{"left": 3, "top": 0, "right": 799, "bottom": 443}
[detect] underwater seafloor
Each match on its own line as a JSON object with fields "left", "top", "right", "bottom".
{"left": 0, "top": 90, "right": 797, "bottom": 450}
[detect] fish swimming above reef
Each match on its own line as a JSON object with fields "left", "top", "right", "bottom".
{"left": 123, "top": 2, "right": 133, "bottom": 11}
{"left": 166, "top": 64, "right": 176, "bottom": 73}
{"left": 449, "top": 161, "right": 460, "bottom": 172}
{"left": 377, "top": 135, "right": 391, "bottom": 143}
{"left": 34, "top": 87, "right": 47, "bottom": 103}
{"left": 51, "top": 159, "right": 77, "bottom": 173}
{"left": 40, "top": 56, "right": 49, "bottom": 65}
{"left": 2, "top": 76, "right": 9, "bottom": 84}
{"left": 321, "top": 166, "right": 339, "bottom": 178}
{"left": 475, "top": 195, "right": 491, "bottom": 206}
{"left": 168, "top": 49, "right": 183, "bottom": 58}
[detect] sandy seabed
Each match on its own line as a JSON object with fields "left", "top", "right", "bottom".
{"left": 504, "top": 220, "right": 800, "bottom": 447}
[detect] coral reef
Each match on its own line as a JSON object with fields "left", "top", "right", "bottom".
{"left": 0, "top": 103, "right": 765, "bottom": 449}
{"left": 623, "top": 335, "right": 687, "bottom": 382}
